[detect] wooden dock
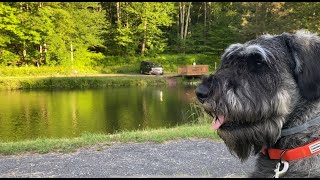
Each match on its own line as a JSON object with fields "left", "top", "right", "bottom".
{"left": 178, "top": 65, "right": 209, "bottom": 77}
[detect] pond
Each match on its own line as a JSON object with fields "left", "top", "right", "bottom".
{"left": 0, "top": 86, "right": 198, "bottom": 142}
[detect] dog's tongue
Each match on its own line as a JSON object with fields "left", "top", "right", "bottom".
{"left": 212, "top": 115, "right": 225, "bottom": 130}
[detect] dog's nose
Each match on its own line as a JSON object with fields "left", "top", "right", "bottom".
{"left": 195, "top": 84, "right": 210, "bottom": 103}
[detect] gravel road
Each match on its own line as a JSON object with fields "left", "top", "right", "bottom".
{"left": 0, "top": 139, "right": 256, "bottom": 178}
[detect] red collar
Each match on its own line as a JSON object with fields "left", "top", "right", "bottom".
{"left": 262, "top": 139, "right": 320, "bottom": 161}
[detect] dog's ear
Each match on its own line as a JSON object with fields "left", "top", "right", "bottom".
{"left": 281, "top": 30, "right": 320, "bottom": 101}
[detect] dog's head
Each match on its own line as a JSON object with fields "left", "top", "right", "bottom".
{"left": 196, "top": 30, "right": 320, "bottom": 160}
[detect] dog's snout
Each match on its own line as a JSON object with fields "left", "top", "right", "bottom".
{"left": 195, "top": 84, "right": 210, "bottom": 103}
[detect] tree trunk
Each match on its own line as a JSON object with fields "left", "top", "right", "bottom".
{"left": 204, "top": 2, "right": 207, "bottom": 48}
{"left": 255, "top": 3, "right": 258, "bottom": 37}
{"left": 177, "top": 3, "right": 180, "bottom": 38}
{"left": 208, "top": 2, "right": 211, "bottom": 32}
{"left": 39, "top": 44, "right": 42, "bottom": 66}
{"left": 126, "top": 2, "right": 129, "bottom": 28}
{"left": 204, "top": 2, "right": 207, "bottom": 31}
{"left": 263, "top": 3, "right": 268, "bottom": 34}
{"left": 108, "top": 3, "right": 113, "bottom": 23}
{"left": 184, "top": 2, "right": 191, "bottom": 40}
{"left": 197, "top": 4, "right": 202, "bottom": 24}
{"left": 141, "top": 19, "right": 147, "bottom": 56}
{"left": 70, "top": 43, "right": 74, "bottom": 67}
{"left": 116, "top": 2, "right": 121, "bottom": 24}
{"left": 22, "top": 42, "right": 26, "bottom": 64}
{"left": 180, "top": 2, "right": 185, "bottom": 40}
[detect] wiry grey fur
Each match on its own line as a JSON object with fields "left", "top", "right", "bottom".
{"left": 195, "top": 30, "right": 320, "bottom": 178}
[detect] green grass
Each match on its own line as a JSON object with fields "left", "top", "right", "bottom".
{"left": 95, "top": 53, "right": 220, "bottom": 74}
{"left": 0, "top": 123, "right": 220, "bottom": 155}
{"left": 0, "top": 53, "right": 220, "bottom": 76}
{"left": 0, "top": 75, "right": 168, "bottom": 90}
{"left": 0, "top": 66, "right": 99, "bottom": 77}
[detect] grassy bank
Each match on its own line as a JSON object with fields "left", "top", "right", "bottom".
{"left": 0, "top": 75, "right": 168, "bottom": 90}
{"left": 0, "top": 66, "right": 99, "bottom": 77}
{"left": 0, "top": 53, "right": 219, "bottom": 76}
{"left": 0, "top": 123, "right": 219, "bottom": 155}
{"left": 96, "top": 53, "right": 220, "bottom": 74}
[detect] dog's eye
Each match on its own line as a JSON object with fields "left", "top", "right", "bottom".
{"left": 248, "top": 60, "right": 266, "bottom": 73}
{"left": 256, "top": 61, "right": 263, "bottom": 67}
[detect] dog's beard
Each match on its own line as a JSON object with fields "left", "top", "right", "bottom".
{"left": 206, "top": 89, "right": 292, "bottom": 161}
{"left": 217, "top": 118, "right": 284, "bottom": 161}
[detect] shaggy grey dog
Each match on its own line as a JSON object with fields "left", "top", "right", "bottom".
{"left": 195, "top": 30, "right": 320, "bottom": 178}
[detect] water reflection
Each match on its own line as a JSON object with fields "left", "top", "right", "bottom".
{"left": 0, "top": 86, "right": 196, "bottom": 142}
{"left": 159, "top": 91, "right": 163, "bottom": 102}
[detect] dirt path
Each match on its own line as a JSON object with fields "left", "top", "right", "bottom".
{"left": 0, "top": 139, "right": 255, "bottom": 178}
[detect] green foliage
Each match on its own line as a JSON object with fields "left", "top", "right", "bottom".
{"left": 0, "top": 2, "right": 108, "bottom": 68}
{"left": 0, "top": 3, "right": 21, "bottom": 47}
{"left": 184, "top": 98, "right": 212, "bottom": 124}
{"left": 102, "top": 2, "right": 176, "bottom": 57}
{"left": 0, "top": 50, "right": 19, "bottom": 65}
{"left": 1, "top": 2, "right": 320, "bottom": 75}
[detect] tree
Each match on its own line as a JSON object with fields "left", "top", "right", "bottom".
{"left": 2, "top": 2, "right": 320, "bottom": 68}
{"left": 0, "top": 3, "right": 22, "bottom": 65}
{"left": 102, "top": 2, "right": 176, "bottom": 57}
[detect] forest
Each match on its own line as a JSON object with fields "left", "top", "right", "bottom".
{"left": 0, "top": 2, "right": 319, "bottom": 72}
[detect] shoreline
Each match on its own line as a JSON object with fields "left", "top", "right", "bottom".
{"left": 0, "top": 123, "right": 218, "bottom": 156}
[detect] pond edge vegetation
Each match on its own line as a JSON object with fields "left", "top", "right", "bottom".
{"left": 0, "top": 123, "right": 220, "bottom": 156}
{"left": 0, "top": 73, "right": 206, "bottom": 90}
{"left": 0, "top": 75, "right": 167, "bottom": 90}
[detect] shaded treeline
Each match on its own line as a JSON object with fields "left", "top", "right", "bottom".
{"left": 0, "top": 2, "right": 319, "bottom": 67}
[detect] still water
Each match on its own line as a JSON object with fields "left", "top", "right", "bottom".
{"left": 0, "top": 86, "right": 197, "bottom": 142}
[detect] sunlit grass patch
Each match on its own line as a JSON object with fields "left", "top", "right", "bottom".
{"left": 0, "top": 123, "right": 219, "bottom": 155}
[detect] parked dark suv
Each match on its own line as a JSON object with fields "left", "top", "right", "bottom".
{"left": 140, "top": 61, "right": 164, "bottom": 75}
